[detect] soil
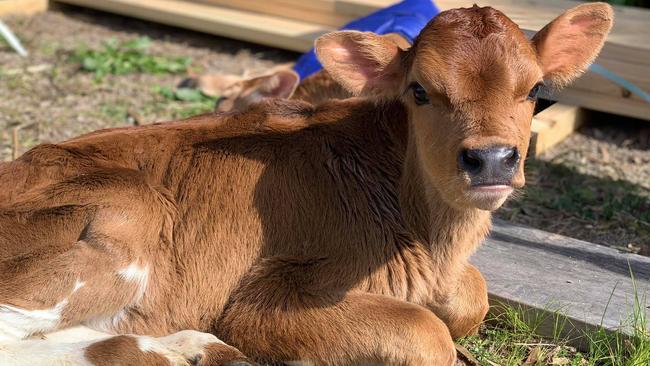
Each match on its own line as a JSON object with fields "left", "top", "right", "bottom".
{"left": 1, "top": 5, "right": 648, "bottom": 254}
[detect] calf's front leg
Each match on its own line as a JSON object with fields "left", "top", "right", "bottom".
{"left": 218, "top": 258, "right": 457, "bottom": 366}
{"left": 429, "top": 263, "right": 489, "bottom": 338}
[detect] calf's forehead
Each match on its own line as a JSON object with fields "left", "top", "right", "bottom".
{"left": 409, "top": 6, "right": 542, "bottom": 105}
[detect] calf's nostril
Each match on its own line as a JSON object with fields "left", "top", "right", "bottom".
{"left": 503, "top": 147, "right": 520, "bottom": 169}
{"left": 459, "top": 149, "right": 482, "bottom": 174}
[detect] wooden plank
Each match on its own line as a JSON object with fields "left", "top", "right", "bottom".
{"left": 474, "top": 220, "right": 650, "bottom": 349}
{"left": 54, "top": 0, "right": 333, "bottom": 52}
{"left": 0, "top": 0, "right": 48, "bottom": 17}
{"left": 546, "top": 87, "right": 650, "bottom": 122}
{"left": 530, "top": 103, "right": 585, "bottom": 157}
{"left": 188, "top": 0, "right": 349, "bottom": 27}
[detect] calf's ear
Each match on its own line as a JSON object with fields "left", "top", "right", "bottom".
{"left": 315, "top": 31, "right": 405, "bottom": 97}
{"left": 257, "top": 69, "right": 300, "bottom": 99}
{"left": 532, "top": 2, "right": 613, "bottom": 88}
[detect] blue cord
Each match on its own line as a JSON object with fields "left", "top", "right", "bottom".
{"left": 589, "top": 64, "right": 650, "bottom": 104}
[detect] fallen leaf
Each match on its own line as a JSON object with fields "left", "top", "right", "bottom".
{"left": 454, "top": 343, "right": 481, "bottom": 366}
{"left": 552, "top": 357, "right": 569, "bottom": 365}
{"left": 522, "top": 347, "right": 541, "bottom": 366}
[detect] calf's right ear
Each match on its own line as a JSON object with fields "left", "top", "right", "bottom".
{"left": 532, "top": 2, "right": 614, "bottom": 88}
{"left": 315, "top": 31, "right": 405, "bottom": 97}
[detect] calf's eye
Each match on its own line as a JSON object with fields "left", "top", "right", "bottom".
{"left": 411, "top": 82, "right": 430, "bottom": 105}
{"left": 527, "top": 82, "right": 544, "bottom": 101}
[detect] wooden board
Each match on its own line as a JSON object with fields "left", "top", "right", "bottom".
{"left": 530, "top": 103, "right": 585, "bottom": 157}
{"left": 55, "top": 0, "right": 333, "bottom": 52}
{"left": 0, "top": 0, "right": 48, "bottom": 17}
{"left": 189, "top": 0, "right": 349, "bottom": 27}
{"left": 476, "top": 220, "right": 650, "bottom": 349}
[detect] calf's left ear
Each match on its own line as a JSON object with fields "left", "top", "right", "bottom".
{"left": 257, "top": 69, "right": 300, "bottom": 99}
{"left": 532, "top": 2, "right": 614, "bottom": 88}
{"left": 315, "top": 31, "right": 405, "bottom": 97}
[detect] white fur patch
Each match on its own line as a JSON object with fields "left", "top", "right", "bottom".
{"left": 136, "top": 336, "right": 159, "bottom": 353}
{"left": 158, "top": 330, "right": 225, "bottom": 361}
{"left": 84, "top": 309, "right": 126, "bottom": 333}
{"left": 0, "top": 300, "right": 68, "bottom": 342}
{"left": 0, "top": 339, "right": 93, "bottom": 366}
{"left": 42, "top": 325, "right": 111, "bottom": 343}
{"left": 134, "top": 335, "right": 187, "bottom": 365}
{"left": 117, "top": 263, "right": 149, "bottom": 302}
{"left": 72, "top": 280, "right": 85, "bottom": 293}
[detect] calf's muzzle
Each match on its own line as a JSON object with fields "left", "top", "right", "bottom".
{"left": 459, "top": 146, "right": 520, "bottom": 186}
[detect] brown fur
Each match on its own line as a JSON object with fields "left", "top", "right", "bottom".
{"left": 85, "top": 336, "right": 172, "bottom": 366}
{"left": 0, "top": 4, "right": 613, "bottom": 365}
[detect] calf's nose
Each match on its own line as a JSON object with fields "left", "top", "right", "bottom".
{"left": 458, "top": 146, "right": 520, "bottom": 185}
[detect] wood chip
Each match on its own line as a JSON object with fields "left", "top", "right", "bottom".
{"left": 522, "top": 347, "right": 541, "bottom": 366}
{"left": 454, "top": 343, "right": 481, "bottom": 366}
{"left": 552, "top": 357, "right": 570, "bottom": 365}
{"left": 599, "top": 145, "right": 610, "bottom": 163}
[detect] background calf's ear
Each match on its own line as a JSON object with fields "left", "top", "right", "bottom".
{"left": 257, "top": 69, "right": 300, "bottom": 99}
{"left": 315, "top": 31, "right": 405, "bottom": 97}
{"left": 532, "top": 2, "right": 614, "bottom": 88}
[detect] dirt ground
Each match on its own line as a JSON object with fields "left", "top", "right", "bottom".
{"left": 1, "top": 6, "right": 648, "bottom": 255}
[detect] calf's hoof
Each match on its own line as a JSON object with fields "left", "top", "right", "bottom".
{"left": 157, "top": 330, "right": 252, "bottom": 366}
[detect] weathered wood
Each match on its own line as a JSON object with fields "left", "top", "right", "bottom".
{"left": 0, "top": 0, "right": 48, "bottom": 17}
{"left": 530, "top": 103, "right": 585, "bottom": 157}
{"left": 54, "top": 0, "right": 333, "bottom": 52}
{"left": 474, "top": 220, "right": 650, "bottom": 349}
{"left": 189, "top": 0, "right": 349, "bottom": 27}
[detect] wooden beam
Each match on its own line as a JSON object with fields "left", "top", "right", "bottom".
{"left": 475, "top": 220, "right": 650, "bottom": 350}
{"left": 189, "top": 0, "right": 349, "bottom": 27}
{"left": 54, "top": 0, "right": 333, "bottom": 52}
{"left": 0, "top": 0, "right": 48, "bottom": 17}
{"left": 530, "top": 103, "right": 585, "bottom": 157}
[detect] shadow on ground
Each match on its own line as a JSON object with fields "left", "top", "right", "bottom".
{"left": 497, "top": 157, "right": 650, "bottom": 256}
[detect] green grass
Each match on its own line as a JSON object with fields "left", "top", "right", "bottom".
{"left": 499, "top": 159, "right": 650, "bottom": 254}
{"left": 71, "top": 37, "right": 191, "bottom": 79}
{"left": 152, "top": 85, "right": 219, "bottom": 119}
{"left": 458, "top": 274, "right": 649, "bottom": 365}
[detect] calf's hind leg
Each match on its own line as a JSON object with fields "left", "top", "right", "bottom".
{"left": 0, "top": 171, "right": 170, "bottom": 339}
{"left": 1, "top": 171, "right": 253, "bottom": 364}
{"left": 1, "top": 329, "right": 251, "bottom": 366}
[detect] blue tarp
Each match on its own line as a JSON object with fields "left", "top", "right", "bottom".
{"left": 293, "top": 0, "right": 440, "bottom": 80}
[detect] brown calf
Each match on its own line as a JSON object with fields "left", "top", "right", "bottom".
{"left": 195, "top": 33, "right": 409, "bottom": 113}
{"left": 0, "top": 4, "right": 612, "bottom": 365}
{"left": 210, "top": 32, "right": 413, "bottom": 113}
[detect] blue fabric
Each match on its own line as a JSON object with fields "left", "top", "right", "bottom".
{"left": 293, "top": 0, "right": 440, "bottom": 80}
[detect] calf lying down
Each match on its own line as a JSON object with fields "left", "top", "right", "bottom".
{"left": 0, "top": 4, "right": 612, "bottom": 365}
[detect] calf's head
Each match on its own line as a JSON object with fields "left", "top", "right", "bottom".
{"left": 215, "top": 69, "right": 300, "bottom": 112}
{"left": 316, "top": 3, "right": 613, "bottom": 211}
